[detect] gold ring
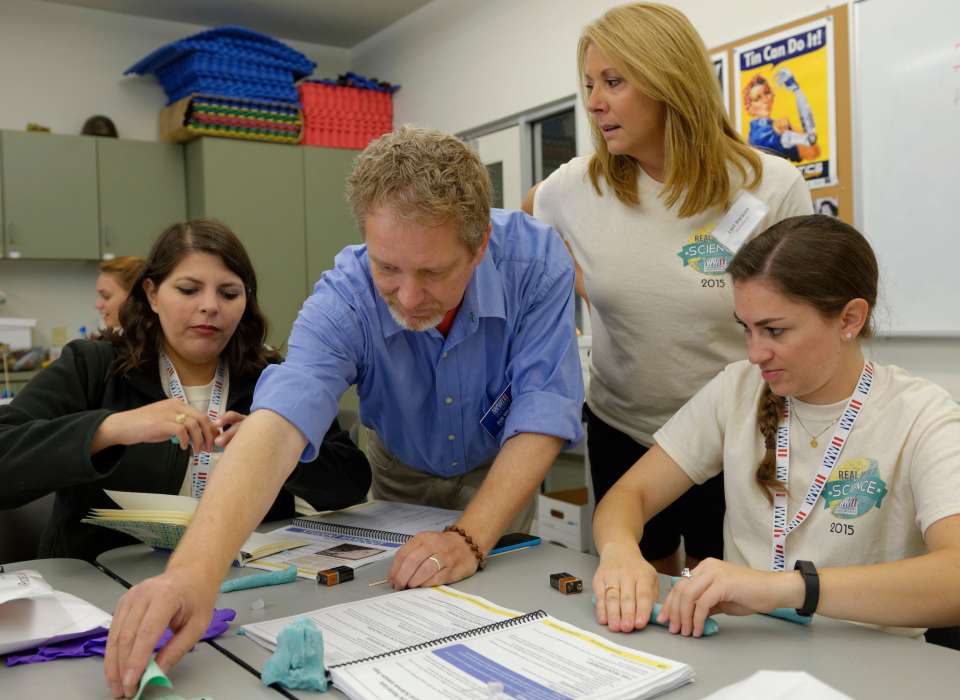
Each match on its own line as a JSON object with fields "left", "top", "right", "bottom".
{"left": 174, "top": 413, "right": 187, "bottom": 425}
{"left": 428, "top": 555, "right": 443, "bottom": 572}
{"left": 604, "top": 584, "right": 619, "bottom": 595}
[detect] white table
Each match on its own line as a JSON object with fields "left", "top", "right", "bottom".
{"left": 97, "top": 540, "right": 960, "bottom": 698}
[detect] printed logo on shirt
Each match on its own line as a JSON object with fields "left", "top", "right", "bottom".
{"left": 822, "top": 457, "right": 888, "bottom": 519}
{"left": 677, "top": 225, "right": 733, "bottom": 277}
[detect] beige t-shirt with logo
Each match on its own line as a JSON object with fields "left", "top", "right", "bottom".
{"left": 535, "top": 152, "right": 812, "bottom": 445}
{"left": 655, "top": 360, "right": 960, "bottom": 634}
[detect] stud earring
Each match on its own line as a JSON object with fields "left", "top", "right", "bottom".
{"left": 845, "top": 333, "right": 853, "bottom": 340}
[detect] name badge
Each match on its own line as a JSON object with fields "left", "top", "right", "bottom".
{"left": 480, "top": 383, "right": 512, "bottom": 439}
{"left": 710, "top": 190, "right": 769, "bottom": 255}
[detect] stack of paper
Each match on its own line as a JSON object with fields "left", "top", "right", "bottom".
{"left": 81, "top": 490, "right": 308, "bottom": 565}
{"left": 246, "top": 500, "right": 461, "bottom": 579}
{"left": 242, "top": 586, "right": 694, "bottom": 700}
{"left": 0, "top": 570, "right": 113, "bottom": 655}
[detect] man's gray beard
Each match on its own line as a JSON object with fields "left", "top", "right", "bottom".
{"left": 386, "top": 303, "right": 445, "bottom": 332}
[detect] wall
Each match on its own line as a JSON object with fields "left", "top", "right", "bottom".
{"left": 0, "top": 0, "right": 350, "bottom": 349}
{"left": 351, "top": 0, "right": 960, "bottom": 398}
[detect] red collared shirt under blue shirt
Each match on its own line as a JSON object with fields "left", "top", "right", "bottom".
{"left": 251, "top": 209, "right": 584, "bottom": 477}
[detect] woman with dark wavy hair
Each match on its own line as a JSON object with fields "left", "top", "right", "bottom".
{"left": 0, "top": 219, "right": 371, "bottom": 562}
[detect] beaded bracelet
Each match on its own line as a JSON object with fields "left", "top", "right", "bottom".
{"left": 444, "top": 525, "right": 485, "bottom": 570}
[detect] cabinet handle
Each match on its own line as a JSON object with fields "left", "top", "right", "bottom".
{"left": 6, "top": 223, "right": 20, "bottom": 257}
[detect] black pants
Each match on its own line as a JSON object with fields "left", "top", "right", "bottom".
{"left": 585, "top": 404, "right": 725, "bottom": 561}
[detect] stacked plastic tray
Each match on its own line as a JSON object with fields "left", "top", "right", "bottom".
{"left": 126, "top": 26, "right": 315, "bottom": 107}
{"left": 180, "top": 95, "right": 302, "bottom": 144}
{"left": 299, "top": 82, "right": 394, "bottom": 150}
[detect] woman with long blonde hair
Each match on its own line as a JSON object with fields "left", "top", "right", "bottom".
{"left": 526, "top": 2, "right": 812, "bottom": 575}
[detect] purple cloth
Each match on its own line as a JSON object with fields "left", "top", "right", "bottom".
{"left": 4, "top": 608, "right": 236, "bottom": 666}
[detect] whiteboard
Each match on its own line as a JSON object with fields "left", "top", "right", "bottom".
{"left": 853, "top": 0, "right": 960, "bottom": 335}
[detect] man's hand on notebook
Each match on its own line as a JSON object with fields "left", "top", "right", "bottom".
{"left": 387, "top": 529, "right": 480, "bottom": 589}
{"left": 104, "top": 566, "right": 217, "bottom": 698}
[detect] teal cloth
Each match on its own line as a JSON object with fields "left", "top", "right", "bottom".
{"left": 261, "top": 618, "right": 327, "bottom": 691}
{"left": 764, "top": 607, "right": 813, "bottom": 625}
{"left": 220, "top": 565, "right": 298, "bottom": 593}
{"left": 668, "top": 576, "right": 813, "bottom": 626}
{"left": 590, "top": 595, "right": 720, "bottom": 636}
{"left": 132, "top": 659, "right": 212, "bottom": 700}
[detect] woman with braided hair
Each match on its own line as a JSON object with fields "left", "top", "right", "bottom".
{"left": 591, "top": 214, "right": 960, "bottom": 638}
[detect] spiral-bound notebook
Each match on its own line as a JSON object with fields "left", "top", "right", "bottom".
{"left": 242, "top": 586, "right": 694, "bottom": 700}
{"left": 289, "top": 499, "right": 462, "bottom": 543}
{"left": 244, "top": 500, "right": 461, "bottom": 579}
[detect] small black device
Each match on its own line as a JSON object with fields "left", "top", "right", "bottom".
{"left": 550, "top": 571, "right": 583, "bottom": 595}
{"left": 316, "top": 565, "right": 355, "bottom": 586}
{"left": 490, "top": 532, "right": 541, "bottom": 556}
{"left": 793, "top": 559, "right": 820, "bottom": 616}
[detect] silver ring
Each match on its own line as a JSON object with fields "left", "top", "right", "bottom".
{"left": 428, "top": 555, "right": 443, "bottom": 573}
{"left": 680, "top": 567, "right": 692, "bottom": 579}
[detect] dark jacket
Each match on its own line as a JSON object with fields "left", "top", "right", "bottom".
{"left": 0, "top": 339, "right": 371, "bottom": 562}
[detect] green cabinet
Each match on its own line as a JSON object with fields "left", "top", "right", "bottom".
{"left": 186, "top": 138, "right": 307, "bottom": 348}
{"left": 97, "top": 139, "right": 186, "bottom": 258}
{"left": 304, "top": 146, "right": 360, "bottom": 293}
{"left": 0, "top": 131, "right": 186, "bottom": 260}
{"left": 1, "top": 131, "right": 99, "bottom": 259}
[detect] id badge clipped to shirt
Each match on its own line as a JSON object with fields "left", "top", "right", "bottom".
{"left": 710, "top": 190, "right": 770, "bottom": 255}
{"left": 480, "top": 383, "right": 512, "bottom": 439}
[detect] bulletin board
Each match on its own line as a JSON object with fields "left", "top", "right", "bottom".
{"left": 711, "top": 5, "right": 852, "bottom": 224}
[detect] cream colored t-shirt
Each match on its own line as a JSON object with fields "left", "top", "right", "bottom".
{"left": 655, "top": 360, "right": 960, "bottom": 634}
{"left": 534, "top": 152, "right": 812, "bottom": 445}
{"left": 177, "top": 381, "right": 223, "bottom": 497}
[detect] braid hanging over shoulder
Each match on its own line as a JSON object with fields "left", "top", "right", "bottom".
{"left": 756, "top": 383, "right": 786, "bottom": 503}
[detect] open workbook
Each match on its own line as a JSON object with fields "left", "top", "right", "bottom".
{"left": 242, "top": 586, "right": 694, "bottom": 700}
{"left": 80, "top": 490, "right": 309, "bottom": 566}
{"left": 244, "top": 500, "right": 461, "bottom": 579}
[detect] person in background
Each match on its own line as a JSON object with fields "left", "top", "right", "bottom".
{"left": 102, "top": 126, "right": 583, "bottom": 699}
{"left": 0, "top": 219, "right": 371, "bottom": 562}
{"left": 592, "top": 214, "right": 960, "bottom": 638}
{"left": 525, "top": 2, "right": 813, "bottom": 575}
{"left": 96, "top": 256, "right": 145, "bottom": 330}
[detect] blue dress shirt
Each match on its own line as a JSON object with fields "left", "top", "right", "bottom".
{"left": 251, "top": 209, "right": 584, "bottom": 477}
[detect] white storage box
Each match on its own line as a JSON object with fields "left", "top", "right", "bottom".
{"left": 537, "top": 487, "right": 592, "bottom": 553}
{"left": 0, "top": 318, "right": 37, "bottom": 349}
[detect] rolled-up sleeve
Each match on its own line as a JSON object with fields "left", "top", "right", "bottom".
{"left": 251, "top": 278, "right": 365, "bottom": 463}
{"left": 501, "top": 243, "right": 584, "bottom": 448}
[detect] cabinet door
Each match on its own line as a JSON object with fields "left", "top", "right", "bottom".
{"left": 186, "top": 138, "right": 306, "bottom": 349}
{"left": 1, "top": 131, "right": 99, "bottom": 259}
{"left": 97, "top": 139, "right": 186, "bottom": 259}
{"left": 303, "top": 147, "right": 360, "bottom": 293}
{"left": 304, "top": 146, "right": 362, "bottom": 412}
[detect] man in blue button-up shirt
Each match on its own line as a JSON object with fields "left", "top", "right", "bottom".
{"left": 105, "top": 127, "right": 584, "bottom": 693}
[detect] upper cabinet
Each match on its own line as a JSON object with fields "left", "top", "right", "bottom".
{"left": 0, "top": 131, "right": 186, "bottom": 260}
{"left": 186, "top": 137, "right": 307, "bottom": 348}
{"left": 97, "top": 139, "right": 186, "bottom": 259}
{"left": 303, "top": 146, "right": 360, "bottom": 294}
{"left": 1, "top": 131, "right": 99, "bottom": 259}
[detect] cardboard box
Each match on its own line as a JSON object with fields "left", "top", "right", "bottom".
{"left": 0, "top": 318, "right": 36, "bottom": 350}
{"left": 537, "top": 487, "right": 592, "bottom": 553}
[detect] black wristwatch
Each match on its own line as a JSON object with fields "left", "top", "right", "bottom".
{"left": 793, "top": 559, "right": 820, "bottom": 617}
